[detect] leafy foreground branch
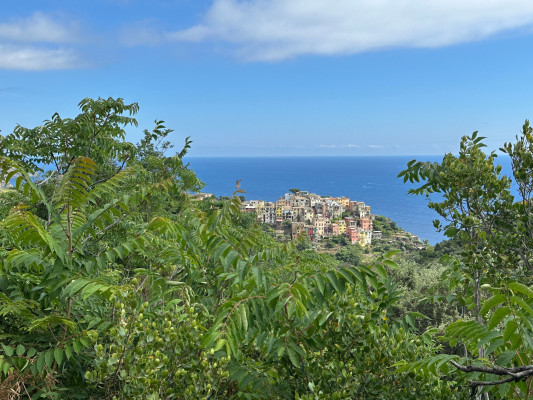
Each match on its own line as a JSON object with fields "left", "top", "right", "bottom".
{"left": 0, "top": 98, "right": 463, "bottom": 399}
{"left": 398, "top": 121, "right": 533, "bottom": 399}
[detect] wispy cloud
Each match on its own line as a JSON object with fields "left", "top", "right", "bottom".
{"left": 0, "top": 12, "right": 79, "bottom": 43}
{"left": 0, "top": 12, "right": 83, "bottom": 70}
{"left": 150, "top": 0, "right": 533, "bottom": 61}
{"left": 317, "top": 144, "right": 361, "bottom": 149}
{"left": 368, "top": 144, "right": 384, "bottom": 149}
{"left": 275, "top": 144, "right": 309, "bottom": 149}
{"left": 0, "top": 45, "right": 82, "bottom": 71}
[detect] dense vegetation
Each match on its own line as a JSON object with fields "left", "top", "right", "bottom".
{"left": 0, "top": 98, "right": 532, "bottom": 399}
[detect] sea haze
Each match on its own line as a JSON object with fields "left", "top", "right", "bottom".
{"left": 187, "top": 156, "right": 446, "bottom": 244}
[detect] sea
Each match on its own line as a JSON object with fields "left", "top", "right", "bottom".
{"left": 187, "top": 155, "right": 514, "bottom": 245}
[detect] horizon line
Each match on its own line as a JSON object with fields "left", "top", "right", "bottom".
{"left": 186, "top": 154, "right": 447, "bottom": 158}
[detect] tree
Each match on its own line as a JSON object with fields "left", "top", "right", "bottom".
{"left": 295, "top": 234, "right": 312, "bottom": 251}
{"left": 335, "top": 244, "right": 363, "bottom": 266}
{"left": 397, "top": 123, "right": 533, "bottom": 398}
{"left": 0, "top": 97, "right": 454, "bottom": 399}
{"left": 0, "top": 97, "right": 201, "bottom": 194}
{"left": 0, "top": 98, "right": 138, "bottom": 176}
{"left": 0, "top": 98, "right": 205, "bottom": 398}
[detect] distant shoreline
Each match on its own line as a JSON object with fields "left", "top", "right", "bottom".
{"left": 187, "top": 154, "right": 448, "bottom": 159}
{"left": 187, "top": 156, "right": 453, "bottom": 245}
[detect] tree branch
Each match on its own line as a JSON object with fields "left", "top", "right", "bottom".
{"left": 450, "top": 360, "right": 533, "bottom": 388}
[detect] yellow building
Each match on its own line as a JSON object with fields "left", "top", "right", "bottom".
{"left": 275, "top": 199, "right": 286, "bottom": 217}
{"left": 359, "top": 230, "right": 367, "bottom": 247}
{"left": 337, "top": 219, "right": 346, "bottom": 234}
{"left": 332, "top": 196, "right": 350, "bottom": 210}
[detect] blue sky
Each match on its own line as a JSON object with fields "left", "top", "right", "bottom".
{"left": 2, "top": 0, "right": 533, "bottom": 156}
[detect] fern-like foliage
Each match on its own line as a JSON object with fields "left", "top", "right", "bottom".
{"left": 397, "top": 281, "right": 533, "bottom": 398}
{"left": 0, "top": 155, "right": 169, "bottom": 394}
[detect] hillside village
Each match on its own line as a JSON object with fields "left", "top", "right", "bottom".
{"left": 239, "top": 190, "right": 383, "bottom": 246}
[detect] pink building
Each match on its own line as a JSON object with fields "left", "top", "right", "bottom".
{"left": 347, "top": 227, "right": 360, "bottom": 244}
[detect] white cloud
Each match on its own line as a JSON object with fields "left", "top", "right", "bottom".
{"left": 164, "top": 0, "right": 533, "bottom": 61}
{"left": 368, "top": 144, "right": 384, "bottom": 149}
{"left": 0, "top": 12, "right": 83, "bottom": 70}
{"left": 317, "top": 144, "right": 361, "bottom": 149}
{"left": 0, "top": 45, "right": 81, "bottom": 71}
{"left": 0, "top": 12, "right": 79, "bottom": 43}
{"left": 275, "top": 144, "right": 308, "bottom": 149}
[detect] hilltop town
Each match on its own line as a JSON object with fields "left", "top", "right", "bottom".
{"left": 239, "top": 189, "right": 381, "bottom": 246}
{"left": 195, "top": 189, "right": 424, "bottom": 249}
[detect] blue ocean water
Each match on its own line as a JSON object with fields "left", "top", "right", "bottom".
{"left": 186, "top": 156, "right": 514, "bottom": 245}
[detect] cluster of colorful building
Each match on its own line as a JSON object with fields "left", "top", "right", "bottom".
{"left": 241, "top": 190, "right": 383, "bottom": 246}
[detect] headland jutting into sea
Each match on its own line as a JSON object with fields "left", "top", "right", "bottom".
{"left": 195, "top": 189, "right": 424, "bottom": 248}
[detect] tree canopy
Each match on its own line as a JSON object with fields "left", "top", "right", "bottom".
{"left": 4, "top": 98, "right": 533, "bottom": 399}
{"left": 398, "top": 122, "right": 533, "bottom": 398}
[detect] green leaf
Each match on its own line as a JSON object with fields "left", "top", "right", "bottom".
{"left": 252, "top": 267, "right": 263, "bottom": 289}
{"left": 384, "top": 249, "right": 401, "bottom": 258}
{"left": 476, "top": 331, "right": 501, "bottom": 350}
{"left": 337, "top": 268, "right": 354, "bottom": 285}
{"left": 214, "top": 339, "right": 226, "bottom": 352}
{"left": 15, "top": 344, "right": 25, "bottom": 356}
{"left": 319, "top": 311, "right": 333, "bottom": 326}
{"left": 488, "top": 306, "right": 511, "bottom": 330}
{"left": 510, "top": 295, "right": 533, "bottom": 317}
{"left": 287, "top": 345, "right": 300, "bottom": 368}
{"left": 54, "top": 348, "right": 64, "bottom": 366}
{"left": 36, "top": 353, "right": 46, "bottom": 374}
{"left": 288, "top": 341, "right": 306, "bottom": 359}
{"left": 485, "top": 338, "right": 504, "bottom": 356}
{"left": 73, "top": 341, "right": 82, "bottom": 354}
{"left": 64, "top": 278, "right": 89, "bottom": 296}
{"left": 45, "top": 350, "right": 54, "bottom": 369}
{"left": 509, "top": 333, "right": 523, "bottom": 350}
{"left": 326, "top": 271, "right": 343, "bottom": 294}
{"left": 444, "top": 227, "right": 458, "bottom": 237}
{"left": 509, "top": 282, "right": 533, "bottom": 298}
{"left": 65, "top": 345, "right": 73, "bottom": 360}
{"left": 480, "top": 294, "right": 507, "bottom": 316}
{"left": 292, "top": 282, "right": 311, "bottom": 301}
{"left": 82, "top": 283, "right": 105, "bottom": 299}
{"left": 374, "top": 264, "right": 387, "bottom": 279}
{"left": 347, "top": 266, "right": 366, "bottom": 288}
{"left": 239, "top": 304, "right": 248, "bottom": 332}
{"left": 406, "top": 313, "right": 415, "bottom": 328}
{"left": 503, "top": 319, "right": 518, "bottom": 341}
{"left": 496, "top": 350, "right": 515, "bottom": 367}
{"left": 314, "top": 274, "right": 325, "bottom": 294}
{"left": 2, "top": 344, "right": 14, "bottom": 357}
{"left": 498, "top": 383, "right": 511, "bottom": 398}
